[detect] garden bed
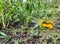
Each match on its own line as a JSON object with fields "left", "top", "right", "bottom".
{"left": 0, "top": 0, "right": 60, "bottom": 44}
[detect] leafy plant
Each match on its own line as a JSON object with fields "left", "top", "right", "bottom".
{"left": 0, "top": 31, "right": 8, "bottom": 39}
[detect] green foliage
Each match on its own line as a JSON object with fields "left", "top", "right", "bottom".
{"left": 0, "top": 0, "right": 59, "bottom": 29}
{"left": 0, "top": 31, "right": 8, "bottom": 38}
{"left": 0, "top": 0, "right": 60, "bottom": 44}
{"left": 13, "top": 39, "right": 19, "bottom": 44}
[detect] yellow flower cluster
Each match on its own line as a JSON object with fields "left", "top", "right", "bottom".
{"left": 41, "top": 20, "right": 54, "bottom": 29}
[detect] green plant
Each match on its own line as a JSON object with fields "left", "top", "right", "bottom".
{"left": 0, "top": 0, "right": 58, "bottom": 29}
{"left": 0, "top": 0, "right": 7, "bottom": 28}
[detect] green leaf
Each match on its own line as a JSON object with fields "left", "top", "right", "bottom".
{"left": 29, "top": 28, "right": 34, "bottom": 36}
{"left": 0, "top": 31, "right": 8, "bottom": 38}
{"left": 13, "top": 40, "right": 19, "bottom": 44}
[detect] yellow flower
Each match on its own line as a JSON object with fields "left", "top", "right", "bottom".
{"left": 47, "top": 24, "right": 53, "bottom": 29}
{"left": 39, "top": 19, "right": 54, "bottom": 29}
{"left": 41, "top": 23, "right": 48, "bottom": 27}
{"left": 41, "top": 23, "right": 53, "bottom": 29}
